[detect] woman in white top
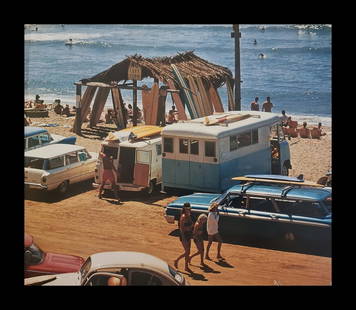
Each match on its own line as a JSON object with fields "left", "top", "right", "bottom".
{"left": 205, "top": 202, "right": 224, "bottom": 260}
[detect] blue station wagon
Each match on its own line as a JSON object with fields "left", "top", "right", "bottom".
{"left": 164, "top": 175, "right": 331, "bottom": 246}
{"left": 24, "top": 126, "right": 76, "bottom": 151}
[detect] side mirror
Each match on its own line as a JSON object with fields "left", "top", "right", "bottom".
{"left": 24, "top": 250, "right": 32, "bottom": 265}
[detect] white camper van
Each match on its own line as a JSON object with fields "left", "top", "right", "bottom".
{"left": 93, "top": 126, "right": 163, "bottom": 194}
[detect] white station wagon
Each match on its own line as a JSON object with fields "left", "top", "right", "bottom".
{"left": 25, "top": 144, "right": 98, "bottom": 194}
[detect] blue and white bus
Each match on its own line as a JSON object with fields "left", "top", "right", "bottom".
{"left": 161, "top": 111, "right": 292, "bottom": 193}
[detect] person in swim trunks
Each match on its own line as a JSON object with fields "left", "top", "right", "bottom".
{"left": 174, "top": 202, "right": 194, "bottom": 273}
{"left": 98, "top": 152, "right": 120, "bottom": 204}
{"left": 189, "top": 214, "right": 208, "bottom": 267}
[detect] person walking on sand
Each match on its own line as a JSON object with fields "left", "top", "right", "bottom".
{"left": 98, "top": 152, "right": 120, "bottom": 204}
{"left": 189, "top": 214, "right": 208, "bottom": 267}
{"left": 174, "top": 203, "right": 194, "bottom": 273}
{"left": 262, "top": 96, "right": 273, "bottom": 112}
{"left": 205, "top": 202, "right": 224, "bottom": 261}
{"left": 250, "top": 97, "right": 260, "bottom": 111}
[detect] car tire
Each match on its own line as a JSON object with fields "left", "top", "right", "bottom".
{"left": 57, "top": 180, "right": 69, "bottom": 194}
{"left": 146, "top": 180, "right": 155, "bottom": 195}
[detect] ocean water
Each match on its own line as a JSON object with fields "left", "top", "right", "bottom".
{"left": 24, "top": 24, "right": 332, "bottom": 127}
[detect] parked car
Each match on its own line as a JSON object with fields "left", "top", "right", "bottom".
{"left": 164, "top": 174, "right": 331, "bottom": 245}
{"left": 25, "top": 251, "right": 189, "bottom": 286}
{"left": 25, "top": 126, "right": 76, "bottom": 151}
{"left": 25, "top": 233, "right": 84, "bottom": 278}
{"left": 25, "top": 144, "right": 98, "bottom": 194}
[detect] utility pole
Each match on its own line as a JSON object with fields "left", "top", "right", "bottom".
{"left": 231, "top": 24, "right": 241, "bottom": 110}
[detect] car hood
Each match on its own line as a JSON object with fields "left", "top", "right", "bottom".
{"left": 33, "top": 252, "right": 84, "bottom": 274}
{"left": 168, "top": 193, "right": 220, "bottom": 207}
{"left": 42, "top": 271, "right": 82, "bottom": 286}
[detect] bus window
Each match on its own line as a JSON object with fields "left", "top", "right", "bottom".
{"left": 230, "top": 135, "right": 238, "bottom": 151}
{"left": 163, "top": 137, "right": 174, "bottom": 153}
{"left": 238, "top": 131, "right": 252, "bottom": 148}
{"left": 179, "top": 139, "right": 189, "bottom": 154}
{"left": 190, "top": 140, "right": 199, "bottom": 155}
{"left": 205, "top": 141, "right": 216, "bottom": 157}
{"left": 252, "top": 129, "right": 259, "bottom": 144}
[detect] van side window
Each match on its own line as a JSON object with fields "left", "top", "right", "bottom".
{"left": 238, "top": 131, "right": 252, "bottom": 148}
{"left": 205, "top": 141, "right": 216, "bottom": 157}
{"left": 66, "top": 152, "right": 79, "bottom": 165}
{"left": 78, "top": 150, "right": 90, "bottom": 161}
{"left": 230, "top": 136, "right": 238, "bottom": 151}
{"left": 252, "top": 129, "right": 259, "bottom": 144}
{"left": 156, "top": 144, "right": 162, "bottom": 156}
{"left": 48, "top": 156, "right": 65, "bottom": 170}
{"left": 28, "top": 136, "right": 41, "bottom": 148}
{"left": 179, "top": 139, "right": 189, "bottom": 154}
{"left": 163, "top": 137, "right": 173, "bottom": 153}
{"left": 190, "top": 140, "right": 199, "bottom": 155}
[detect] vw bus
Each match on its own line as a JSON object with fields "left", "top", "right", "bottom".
{"left": 93, "top": 126, "right": 163, "bottom": 194}
{"left": 161, "top": 111, "right": 292, "bottom": 193}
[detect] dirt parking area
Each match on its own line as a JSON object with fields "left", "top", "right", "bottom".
{"left": 25, "top": 183, "right": 331, "bottom": 286}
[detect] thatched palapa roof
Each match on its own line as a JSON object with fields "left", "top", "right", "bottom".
{"left": 81, "top": 51, "right": 233, "bottom": 89}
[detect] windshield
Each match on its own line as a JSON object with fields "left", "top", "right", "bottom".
{"left": 212, "top": 190, "right": 231, "bottom": 205}
{"left": 80, "top": 257, "right": 92, "bottom": 283}
{"left": 25, "top": 243, "right": 45, "bottom": 265}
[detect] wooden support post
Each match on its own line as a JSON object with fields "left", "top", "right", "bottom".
{"left": 132, "top": 80, "right": 137, "bottom": 127}
{"left": 73, "top": 84, "right": 82, "bottom": 134}
{"left": 157, "top": 86, "right": 168, "bottom": 126}
{"left": 233, "top": 24, "right": 241, "bottom": 111}
{"left": 111, "top": 87, "right": 126, "bottom": 130}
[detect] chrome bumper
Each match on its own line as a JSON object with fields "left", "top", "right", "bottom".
{"left": 25, "top": 182, "right": 48, "bottom": 190}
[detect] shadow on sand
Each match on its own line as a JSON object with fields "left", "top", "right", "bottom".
{"left": 169, "top": 228, "right": 331, "bottom": 258}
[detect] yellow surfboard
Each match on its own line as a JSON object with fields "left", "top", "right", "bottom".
{"left": 232, "top": 176, "right": 324, "bottom": 187}
{"left": 120, "top": 125, "right": 163, "bottom": 139}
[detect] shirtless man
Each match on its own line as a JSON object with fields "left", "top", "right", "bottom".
{"left": 262, "top": 96, "right": 273, "bottom": 112}
{"left": 98, "top": 152, "right": 120, "bottom": 204}
{"left": 311, "top": 122, "right": 326, "bottom": 139}
{"left": 250, "top": 97, "right": 260, "bottom": 111}
{"left": 298, "top": 122, "right": 311, "bottom": 138}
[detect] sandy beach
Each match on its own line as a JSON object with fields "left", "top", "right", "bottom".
{"left": 25, "top": 110, "right": 332, "bottom": 286}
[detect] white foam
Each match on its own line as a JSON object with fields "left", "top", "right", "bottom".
{"left": 25, "top": 32, "right": 104, "bottom": 42}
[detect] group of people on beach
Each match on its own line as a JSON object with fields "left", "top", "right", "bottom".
{"left": 280, "top": 110, "right": 326, "bottom": 139}
{"left": 250, "top": 97, "right": 326, "bottom": 139}
{"left": 174, "top": 202, "right": 223, "bottom": 273}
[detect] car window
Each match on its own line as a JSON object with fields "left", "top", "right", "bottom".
{"left": 38, "top": 133, "right": 53, "bottom": 144}
{"left": 48, "top": 156, "right": 65, "bottom": 170}
{"left": 78, "top": 150, "right": 90, "bottom": 161}
{"left": 25, "top": 157, "right": 45, "bottom": 169}
{"left": 130, "top": 271, "right": 162, "bottom": 286}
{"left": 24, "top": 138, "right": 27, "bottom": 149}
{"left": 274, "top": 199, "right": 327, "bottom": 219}
{"left": 66, "top": 152, "right": 79, "bottom": 165}
{"left": 28, "top": 136, "right": 41, "bottom": 148}
{"left": 248, "top": 196, "right": 277, "bottom": 213}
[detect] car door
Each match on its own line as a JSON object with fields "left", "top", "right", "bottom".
{"left": 64, "top": 151, "right": 82, "bottom": 184}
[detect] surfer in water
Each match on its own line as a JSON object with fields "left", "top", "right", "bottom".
{"left": 253, "top": 39, "right": 257, "bottom": 45}
{"left": 258, "top": 53, "right": 265, "bottom": 58}
{"left": 66, "top": 38, "right": 73, "bottom": 46}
